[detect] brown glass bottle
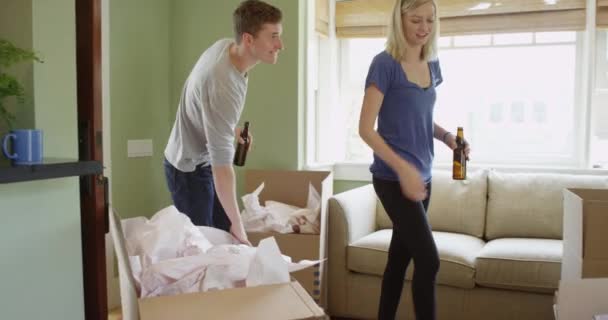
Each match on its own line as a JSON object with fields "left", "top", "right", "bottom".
{"left": 452, "top": 127, "right": 467, "bottom": 180}
{"left": 234, "top": 121, "right": 250, "bottom": 166}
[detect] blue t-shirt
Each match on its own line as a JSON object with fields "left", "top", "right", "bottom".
{"left": 365, "top": 51, "right": 443, "bottom": 182}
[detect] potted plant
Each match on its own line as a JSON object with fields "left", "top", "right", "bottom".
{"left": 0, "top": 38, "right": 43, "bottom": 130}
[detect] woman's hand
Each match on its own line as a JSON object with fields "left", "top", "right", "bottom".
{"left": 396, "top": 161, "right": 427, "bottom": 201}
{"left": 444, "top": 133, "right": 471, "bottom": 159}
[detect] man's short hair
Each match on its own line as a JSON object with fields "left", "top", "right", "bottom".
{"left": 233, "top": 0, "right": 282, "bottom": 43}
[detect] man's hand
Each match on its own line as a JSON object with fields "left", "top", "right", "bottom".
{"left": 235, "top": 127, "right": 253, "bottom": 151}
{"left": 230, "top": 221, "right": 252, "bottom": 246}
{"left": 212, "top": 165, "right": 252, "bottom": 246}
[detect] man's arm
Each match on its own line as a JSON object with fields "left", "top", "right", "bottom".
{"left": 211, "top": 164, "right": 250, "bottom": 244}
{"left": 201, "top": 72, "right": 251, "bottom": 244}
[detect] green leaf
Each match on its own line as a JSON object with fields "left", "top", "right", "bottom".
{"left": 0, "top": 39, "right": 42, "bottom": 129}
{"left": 0, "top": 39, "right": 43, "bottom": 68}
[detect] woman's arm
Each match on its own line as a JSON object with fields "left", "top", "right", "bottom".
{"left": 433, "top": 123, "right": 455, "bottom": 149}
{"left": 434, "top": 122, "right": 471, "bottom": 157}
{"left": 359, "top": 85, "right": 426, "bottom": 201}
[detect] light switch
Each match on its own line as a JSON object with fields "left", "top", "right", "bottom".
{"left": 127, "top": 139, "right": 153, "bottom": 157}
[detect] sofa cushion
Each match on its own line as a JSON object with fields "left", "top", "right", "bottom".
{"left": 376, "top": 169, "right": 488, "bottom": 238}
{"left": 476, "top": 238, "right": 562, "bottom": 293}
{"left": 486, "top": 171, "right": 608, "bottom": 240}
{"left": 347, "top": 230, "right": 485, "bottom": 289}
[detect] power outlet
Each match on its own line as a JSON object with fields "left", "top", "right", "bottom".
{"left": 127, "top": 139, "right": 153, "bottom": 157}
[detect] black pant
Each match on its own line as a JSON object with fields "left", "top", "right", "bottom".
{"left": 163, "top": 158, "right": 231, "bottom": 231}
{"left": 373, "top": 177, "right": 439, "bottom": 320}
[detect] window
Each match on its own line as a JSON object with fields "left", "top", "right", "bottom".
{"left": 590, "top": 30, "right": 608, "bottom": 168}
{"left": 339, "top": 38, "right": 385, "bottom": 163}
{"left": 334, "top": 32, "right": 585, "bottom": 167}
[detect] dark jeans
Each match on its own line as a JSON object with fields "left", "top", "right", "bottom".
{"left": 163, "top": 158, "right": 231, "bottom": 231}
{"left": 373, "top": 177, "right": 439, "bottom": 320}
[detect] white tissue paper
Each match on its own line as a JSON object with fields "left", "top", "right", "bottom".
{"left": 122, "top": 206, "right": 319, "bottom": 298}
{"left": 241, "top": 182, "right": 321, "bottom": 234}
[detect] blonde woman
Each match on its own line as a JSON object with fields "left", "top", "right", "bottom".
{"left": 358, "top": 0, "right": 470, "bottom": 319}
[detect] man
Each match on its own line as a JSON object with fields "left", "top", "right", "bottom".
{"left": 164, "top": 0, "right": 283, "bottom": 245}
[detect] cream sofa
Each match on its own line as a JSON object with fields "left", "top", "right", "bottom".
{"left": 327, "top": 169, "right": 608, "bottom": 320}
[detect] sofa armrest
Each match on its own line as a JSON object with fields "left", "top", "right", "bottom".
{"left": 327, "top": 184, "right": 377, "bottom": 316}
{"left": 329, "top": 184, "right": 378, "bottom": 244}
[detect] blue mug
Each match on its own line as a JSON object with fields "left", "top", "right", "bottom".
{"left": 2, "top": 129, "right": 43, "bottom": 165}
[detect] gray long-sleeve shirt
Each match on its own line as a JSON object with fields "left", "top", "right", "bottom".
{"left": 165, "top": 39, "right": 248, "bottom": 172}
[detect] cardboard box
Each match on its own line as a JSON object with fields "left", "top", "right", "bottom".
{"left": 247, "top": 233, "right": 321, "bottom": 304}
{"left": 139, "top": 282, "right": 327, "bottom": 320}
{"left": 562, "top": 188, "right": 608, "bottom": 280}
{"left": 556, "top": 278, "right": 608, "bottom": 320}
{"left": 244, "top": 170, "right": 333, "bottom": 308}
{"left": 109, "top": 209, "right": 327, "bottom": 320}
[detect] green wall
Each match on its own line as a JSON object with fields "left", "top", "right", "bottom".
{"left": 334, "top": 179, "right": 368, "bottom": 194}
{"left": 0, "top": 0, "right": 34, "bottom": 133}
{"left": 108, "top": 0, "right": 365, "bottom": 218}
{"left": 0, "top": 180, "right": 83, "bottom": 320}
{"left": 109, "top": 0, "right": 172, "bottom": 218}
{"left": 110, "top": 0, "right": 302, "bottom": 218}
{"left": 0, "top": 0, "right": 84, "bottom": 319}
{"left": 170, "top": 0, "right": 300, "bottom": 171}
{"left": 33, "top": 0, "right": 78, "bottom": 158}
{"left": 0, "top": 0, "right": 358, "bottom": 318}
{"left": 170, "top": 0, "right": 302, "bottom": 196}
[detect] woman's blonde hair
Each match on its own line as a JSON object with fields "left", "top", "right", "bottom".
{"left": 386, "top": 0, "right": 439, "bottom": 61}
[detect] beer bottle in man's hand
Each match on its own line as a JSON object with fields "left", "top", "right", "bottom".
{"left": 234, "top": 121, "right": 250, "bottom": 166}
{"left": 452, "top": 127, "right": 467, "bottom": 180}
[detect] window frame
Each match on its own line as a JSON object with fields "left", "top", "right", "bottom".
{"left": 326, "top": 32, "right": 588, "bottom": 177}
{"left": 304, "top": 4, "right": 608, "bottom": 180}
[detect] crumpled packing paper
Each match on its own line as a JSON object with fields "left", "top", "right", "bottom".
{"left": 122, "top": 206, "right": 318, "bottom": 298}
{"left": 241, "top": 182, "right": 321, "bottom": 234}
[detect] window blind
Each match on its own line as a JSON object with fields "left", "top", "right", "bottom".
{"left": 335, "top": 0, "right": 587, "bottom": 37}
{"left": 316, "top": 0, "right": 329, "bottom": 36}
{"left": 599, "top": 0, "right": 608, "bottom": 28}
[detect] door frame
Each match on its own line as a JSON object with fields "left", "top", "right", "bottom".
{"left": 75, "top": 0, "right": 107, "bottom": 319}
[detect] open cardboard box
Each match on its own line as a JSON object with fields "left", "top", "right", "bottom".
{"left": 109, "top": 209, "right": 327, "bottom": 320}
{"left": 244, "top": 170, "right": 333, "bottom": 307}
{"left": 556, "top": 278, "right": 608, "bottom": 320}
{"left": 562, "top": 188, "right": 608, "bottom": 280}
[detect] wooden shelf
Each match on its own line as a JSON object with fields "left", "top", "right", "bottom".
{"left": 0, "top": 158, "right": 102, "bottom": 183}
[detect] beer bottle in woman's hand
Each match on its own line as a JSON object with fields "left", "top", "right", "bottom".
{"left": 452, "top": 127, "right": 467, "bottom": 180}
